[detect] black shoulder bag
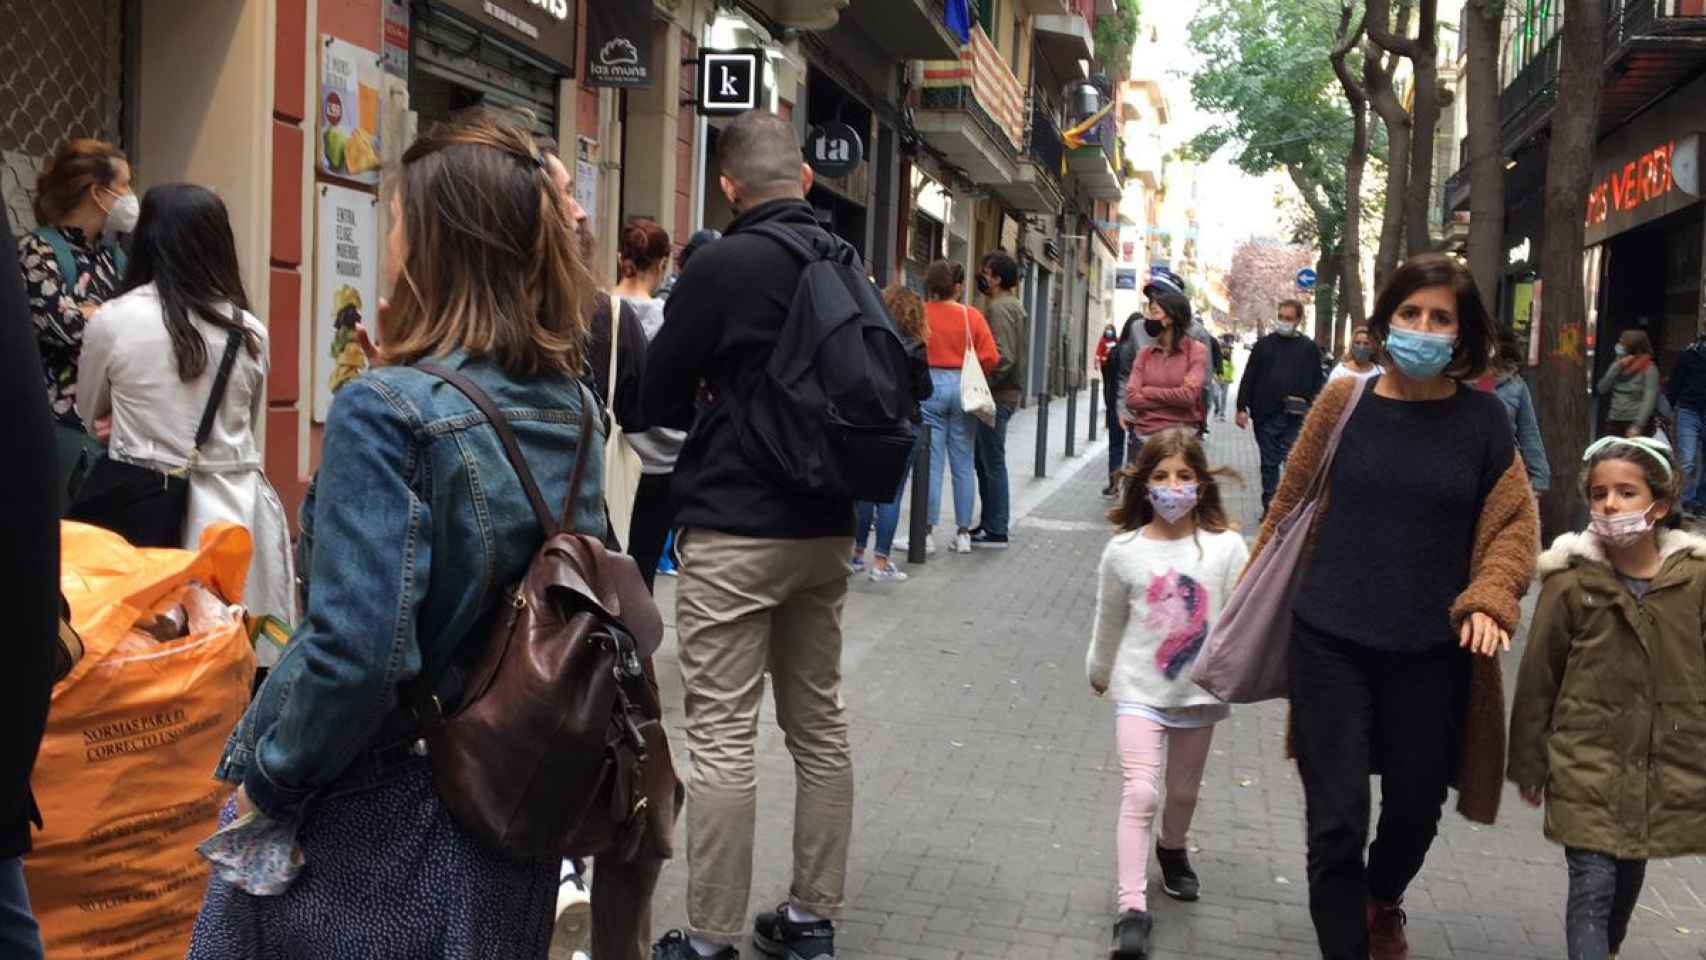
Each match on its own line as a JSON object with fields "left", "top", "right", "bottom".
{"left": 68, "top": 331, "right": 243, "bottom": 548}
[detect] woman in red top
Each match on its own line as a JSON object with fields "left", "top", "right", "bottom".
{"left": 920, "top": 260, "right": 999, "bottom": 555}
{"left": 1122, "top": 288, "right": 1207, "bottom": 450}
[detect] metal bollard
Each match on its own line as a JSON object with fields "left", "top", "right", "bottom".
{"left": 1034, "top": 392, "right": 1049, "bottom": 479}
{"left": 1089, "top": 380, "right": 1099, "bottom": 442}
{"left": 907, "top": 432, "right": 930, "bottom": 565}
{"left": 1065, "top": 389, "right": 1077, "bottom": 458}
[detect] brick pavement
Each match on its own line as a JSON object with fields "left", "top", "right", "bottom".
{"left": 590, "top": 402, "right": 1706, "bottom": 960}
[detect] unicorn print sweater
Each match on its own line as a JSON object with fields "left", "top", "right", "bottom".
{"left": 1086, "top": 527, "right": 1249, "bottom": 713}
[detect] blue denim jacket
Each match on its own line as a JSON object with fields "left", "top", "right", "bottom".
{"left": 215, "top": 353, "right": 606, "bottom": 819}
{"left": 1496, "top": 373, "right": 1551, "bottom": 493}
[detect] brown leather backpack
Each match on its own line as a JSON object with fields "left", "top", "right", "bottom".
{"left": 408, "top": 364, "right": 678, "bottom": 862}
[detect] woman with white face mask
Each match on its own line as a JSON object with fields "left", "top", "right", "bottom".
{"left": 1328, "top": 327, "right": 1383, "bottom": 382}
{"left": 1241, "top": 254, "right": 1540, "bottom": 960}
{"left": 20, "top": 138, "right": 138, "bottom": 501}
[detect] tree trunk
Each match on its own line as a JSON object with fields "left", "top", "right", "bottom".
{"left": 1314, "top": 251, "right": 1338, "bottom": 350}
{"left": 1535, "top": 0, "right": 1606, "bottom": 539}
{"left": 1331, "top": 2, "right": 1371, "bottom": 328}
{"left": 1402, "top": 0, "right": 1441, "bottom": 256}
{"left": 1335, "top": 279, "right": 1353, "bottom": 352}
{"left": 1464, "top": 0, "right": 1506, "bottom": 314}
{"left": 1365, "top": 40, "right": 1410, "bottom": 289}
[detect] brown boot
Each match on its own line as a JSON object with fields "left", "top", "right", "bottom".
{"left": 1366, "top": 897, "right": 1409, "bottom": 960}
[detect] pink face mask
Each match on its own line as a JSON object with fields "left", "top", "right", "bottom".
{"left": 1589, "top": 505, "right": 1654, "bottom": 547}
{"left": 1147, "top": 483, "right": 1199, "bottom": 524}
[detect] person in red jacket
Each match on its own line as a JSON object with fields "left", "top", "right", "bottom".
{"left": 1123, "top": 287, "right": 1207, "bottom": 457}
{"left": 921, "top": 260, "right": 999, "bottom": 555}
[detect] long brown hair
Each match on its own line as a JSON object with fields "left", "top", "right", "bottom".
{"left": 882, "top": 284, "right": 927, "bottom": 343}
{"left": 1367, "top": 253, "right": 1496, "bottom": 381}
{"left": 1108, "top": 427, "right": 1240, "bottom": 541}
{"left": 383, "top": 109, "right": 590, "bottom": 377}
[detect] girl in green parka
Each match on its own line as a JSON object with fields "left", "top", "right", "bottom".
{"left": 1509, "top": 435, "right": 1706, "bottom": 960}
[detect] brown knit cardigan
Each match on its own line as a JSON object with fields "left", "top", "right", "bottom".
{"left": 1251, "top": 376, "right": 1539, "bottom": 825}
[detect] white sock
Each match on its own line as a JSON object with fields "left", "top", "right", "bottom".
{"left": 688, "top": 936, "right": 724, "bottom": 957}
{"left": 786, "top": 905, "right": 824, "bottom": 924}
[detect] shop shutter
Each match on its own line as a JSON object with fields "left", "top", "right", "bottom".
{"left": 412, "top": 8, "right": 558, "bottom": 138}
{"left": 0, "top": 0, "right": 127, "bottom": 235}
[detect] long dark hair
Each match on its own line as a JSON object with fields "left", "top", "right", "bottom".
{"left": 121, "top": 184, "right": 257, "bottom": 381}
{"left": 1151, "top": 290, "right": 1192, "bottom": 354}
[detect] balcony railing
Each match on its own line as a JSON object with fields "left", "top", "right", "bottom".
{"left": 918, "top": 23, "right": 1025, "bottom": 151}
{"left": 1027, "top": 91, "right": 1065, "bottom": 187}
{"left": 1497, "top": 31, "right": 1561, "bottom": 145}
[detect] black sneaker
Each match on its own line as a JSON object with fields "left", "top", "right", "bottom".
{"left": 1156, "top": 844, "right": 1200, "bottom": 901}
{"left": 1110, "top": 909, "right": 1152, "bottom": 959}
{"left": 752, "top": 903, "right": 835, "bottom": 959}
{"left": 969, "top": 529, "right": 1009, "bottom": 549}
{"left": 652, "top": 930, "right": 739, "bottom": 960}
{"left": 1101, "top": 481, "right": 1119, "bottom": 499}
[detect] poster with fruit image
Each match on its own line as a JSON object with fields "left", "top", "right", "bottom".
{"left": 313, "top": 185, "right": 378, "bottom": 422}
{"left": 319, "top": 36, "right": 381, "bottom": 184}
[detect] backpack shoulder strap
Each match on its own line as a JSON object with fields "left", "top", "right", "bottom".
{"left": 417, "top": 363, "right": 556, "bottom": 535}
{"left": 108, "top": 239, "right": 127, "bottom": 279}
{"left": 31, "top": 227, "right": 78, "bottom": 291}
{"left": 189, "top": 330, "right": 245, "bottom": 458}
{"left": 556, "top": 382, "right": 596, "bottom": 534}
{"left": 745, "top": 222, "right": 821, "bottom": 264}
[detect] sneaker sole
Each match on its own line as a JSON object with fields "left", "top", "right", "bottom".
{"left": 551, "top": 901, "right": 591, "bottom": 953}
{"left": 971, "top": 541, "right": 1009, "bottom": 549}
{"left": 752, "top": 929, "right": 826, "bottom": 960}
{"left": 1160, "top": 881, "right": 1199, "bottom": 902}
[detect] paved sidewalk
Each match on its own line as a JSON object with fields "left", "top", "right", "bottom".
{"left": 598, "top": 407, "right": 1706, "bottom": 960}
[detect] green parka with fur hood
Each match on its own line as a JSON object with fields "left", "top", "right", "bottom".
{"left": 1508, "top": 528, "right": 1706, "bottom": 859}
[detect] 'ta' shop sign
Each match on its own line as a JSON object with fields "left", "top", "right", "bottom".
{"left": 1584, "top": 133, "right": 1701, "bottom": 246}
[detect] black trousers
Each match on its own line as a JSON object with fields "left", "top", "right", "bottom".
{"left": 1566, "top": 848, "right": 1647, "bottom": 960}
{"left": 1290, "top": 618, "right": 1470, "bottom": 959}
{"left": 627, "top": 472, "right": 675, "bottom": 593}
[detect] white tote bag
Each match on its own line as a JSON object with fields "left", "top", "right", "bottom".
{"left": 959, "top": 304, "right": 997, "bottom": 427}
{"left": 603, "top": 297, "right": 644, "bottom": 547}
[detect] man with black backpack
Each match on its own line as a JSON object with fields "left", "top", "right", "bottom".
{"left": 643, "top": 110, "right": 919, "bottom": 960}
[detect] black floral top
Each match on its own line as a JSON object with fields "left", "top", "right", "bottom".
{"left": 19, "top": 226, "right": 123, "bottom": 422}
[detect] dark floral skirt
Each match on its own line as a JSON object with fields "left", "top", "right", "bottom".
{"left": 187, "top": 757, "right": 556, "bottom": 959}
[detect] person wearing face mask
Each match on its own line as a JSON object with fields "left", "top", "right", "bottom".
{"left": 1235, "top": 298, "right": 1327, "bottom": 516}
{"left": 1328, "top": 327, "right": 1383, "bottom": 383}
{"left": 1122, "top": 277, "right": 1208, "bottom": 463}
{"left": 1086, "top": 427, "right": 1248, "bottom": 960}
{"left": 1510, "top": 436, "right": 1706, "bottom": 960}
{"left": 1597, "top": 329, "right": 1660, "bottom": 439}
{"left": 1104, "top": 312, "right": 1145, "bottom": 496}
{"left": 970, "top": 249, "right": 1026, "bottom": 549}
{"left": 1242, "top": 254, "right": 1539, "bottom": 960}
{"left": 20, "top": 138, "right": 137, "bottom": 504}
{"left": 1664, "top": 319, "right": 1706, "bottom": 517}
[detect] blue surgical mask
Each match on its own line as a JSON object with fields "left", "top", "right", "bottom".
{"left": 1613, "top": 344, "right": 1628, "bottom": 358}
{"left": 1384, "top": 327, "right": 1457, "bottom": 380}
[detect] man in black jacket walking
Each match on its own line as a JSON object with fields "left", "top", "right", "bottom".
{"left": 1236, "top": 298, "right": 1326, "bottom": 515}
{"left": 0, "top": 199, "right": 58, "bottom": 959}
{"left": 642, "top": 110, "right": 853, "bottom": 960}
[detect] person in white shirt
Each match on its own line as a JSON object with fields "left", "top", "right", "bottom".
{"left": 76, "top": 183, "right": 295, "bottom": 625}
{"left": 1086, "top": 427, "right": 1249, "bottom": 960}
{"left": 1328, "top": 326, "right": 1384, "bottom": 383}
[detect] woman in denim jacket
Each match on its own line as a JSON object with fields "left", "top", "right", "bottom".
{"left": 189, "top": 111, "right": 607, "bottom": 959}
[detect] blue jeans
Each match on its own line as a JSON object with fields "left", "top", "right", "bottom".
{"left": 1106, "top": 406, "right": 1125, "bottom": 479}
{"left": 0, "top": 858, "right": 42, "bottom": 960}
{"left": 854, "top": 438, "right": 919, "bottom": 558}
{"left": 974, "top": 401, "right": 1015, "bottom": 537}
{"left": 1676, "top": 406, "right": 1706, "bottom": 509}
{"left": 1255, "top": 412, "right": 1304, "bottom": 514}
{"left": 922, "top": 368, "right": 977, "bottom": 530}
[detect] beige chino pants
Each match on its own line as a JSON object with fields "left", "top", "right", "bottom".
{"left": 674, "top": 528, "right": 854, "bottom": 944}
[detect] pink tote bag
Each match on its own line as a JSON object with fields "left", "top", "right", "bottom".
{"left": 1192, "top": 376, "right": 1367, "bottom": 703}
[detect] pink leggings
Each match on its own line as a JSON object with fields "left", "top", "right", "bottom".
{"left": 1116, "top": 714, "right": 1215, "bottom": 912}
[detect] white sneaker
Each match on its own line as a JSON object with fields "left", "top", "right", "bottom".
{"left": 553, "top": 860, "right": 591, "bottom": 954}
{"left": 868, "top": 563, "right": 909, "bottom": 582}
{"left": 952, "top": 531, "right": 972, "bottom": 554}
{"left": 895, "top": 534, "right": 936, "bottom": 555}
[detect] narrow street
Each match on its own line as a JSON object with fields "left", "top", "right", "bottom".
{"left": 627, "top": 400, "right": 1706, "bottom": 960}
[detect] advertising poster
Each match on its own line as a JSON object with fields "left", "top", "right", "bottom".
{"left": 314, "top": 184, "right": 379, "bottom": 422}
{"left": 320, "top": 36, "right": 382, "bottom": 184}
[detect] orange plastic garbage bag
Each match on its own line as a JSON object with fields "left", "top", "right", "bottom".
{"left": 26, "top": 521, "right": 258, "bottom": 960}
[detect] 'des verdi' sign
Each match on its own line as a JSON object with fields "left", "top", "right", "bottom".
{"left": 586, "top": 1, "right": 652, "bottom": 88}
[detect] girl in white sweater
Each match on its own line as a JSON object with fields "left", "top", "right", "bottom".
{"left": 1087, "top": 427, "right": 1248, "bottom": 960}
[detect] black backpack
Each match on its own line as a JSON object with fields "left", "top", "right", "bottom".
{"left": 737, "top": 223, "right": 920, "bottom": 502}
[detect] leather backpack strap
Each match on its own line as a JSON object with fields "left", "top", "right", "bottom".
{"left": 190, "top": 331, "right": 245, "bottom": 458}
{"left": 417, "top": 362, "right": 556, "bottom": 535}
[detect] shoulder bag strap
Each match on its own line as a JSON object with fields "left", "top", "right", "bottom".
{"left": 34, "top": 227, "right": 79, "bottom": 292}
{"left": 607, "top": 296, "right": 622, "bottom": 412}
{"left": 188, "top": 330, "right": 245, "bottom": 462}
{"left": 416, "top": 362, "right": 556, "bottom": 535}
{"left": 960, "top": 303, "right": 971, "bottom": 353}
{"left": 1299, "top": 375, "right": 1368, "bottom": 504}
{"left": 556, "top": 383, "right": 596, "bottom": 534}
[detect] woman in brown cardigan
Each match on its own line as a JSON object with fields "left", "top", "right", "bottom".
{"left": 1249, "top": 255, "right": 1538, "bottom": 960}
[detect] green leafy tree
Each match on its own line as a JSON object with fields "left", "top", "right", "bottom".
{"left": 1187, "top": 0, "right": 1354, "bottom": 343}
{"left": 1094, "top": 1, "right": 1142, "bottom": 78}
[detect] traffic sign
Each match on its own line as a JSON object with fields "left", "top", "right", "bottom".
{"left": 1296, "top": 268, "right": 1318, "bottom": 291}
